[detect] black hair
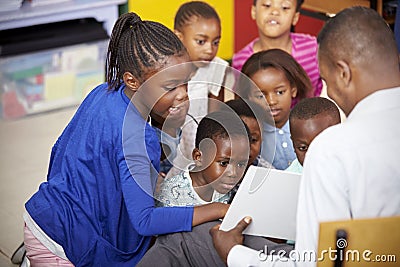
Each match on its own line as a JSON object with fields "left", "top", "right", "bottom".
{"left": 106, "top": 12, "right": 187, "bottom": 90}
{"left": 318, "top": 6, "right": 397, "bottom": 70}
{"left": 289, "top": 97, "right": 340, "bottom": 123}
{"left": 174, "top": 1, "right": 220, "bottom": 31}
{"left": 239, "top": 49, "right": 313, "bottom": 101}
{"left": 223, "top": 98, "right": 269, "bottom": 123}
{"left": 252, "top": 0, "right": 304, "bottom": 11}
{"left": 195, "top": 111, "right": 251, "bottom": 149}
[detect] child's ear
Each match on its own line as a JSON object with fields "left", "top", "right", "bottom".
{"left": 292, "top": 11, "right": 300, "bottom": 26}
{"left": 291, "top": 86, "right": 298, "bottom": 98}
{"left": 337, "top": 60, "right": 352, "bottom": 87}
{"left": 251, "top": 5, "right": 256, "bottom": 20}
{"left": 174, "top": 29, "right": 184, "bottom": 42}
{"left": 192, "top": 148, "right": 203, "bottom": 166}
{"left": 123, "top": 72, "right": 141, "bottom": 93}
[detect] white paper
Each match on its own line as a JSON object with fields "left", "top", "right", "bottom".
{"left": 220, "top": 166, "right": 301, "bottom": 241}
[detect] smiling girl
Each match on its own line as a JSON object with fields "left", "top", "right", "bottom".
{"left": 23, "top": 12, "right": 228, "bottom": 267}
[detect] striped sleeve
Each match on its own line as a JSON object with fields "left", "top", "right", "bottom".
{"left": 291, "top": 33, "right": 323, "bottom": 97}
{"left": 232, "top": 38, "right": 258, "bottom": 71}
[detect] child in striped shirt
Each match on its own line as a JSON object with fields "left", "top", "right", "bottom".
{"left": 232, "top": 0, "right": 322, "bottom": 106}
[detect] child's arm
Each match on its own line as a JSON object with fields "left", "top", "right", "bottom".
{"left": 119, "top": 134, "right": 228, "bottom": 235}
{"left": 193, "top": 202, "right": 229, "bottom": 226}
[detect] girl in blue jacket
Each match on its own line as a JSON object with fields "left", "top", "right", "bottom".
{"left": 23, "top": 12, "right": 228, "bottom": 267}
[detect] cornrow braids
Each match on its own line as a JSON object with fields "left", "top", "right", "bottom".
{"left": 174, "top": 1, "right": 220, "bottom": 32}
{"left": 106, "top": 12, "right": 187, "bottom": 90}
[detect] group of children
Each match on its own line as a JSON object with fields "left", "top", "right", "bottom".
{"left": 23, "top": 0, "right": 346, "bottom": 266}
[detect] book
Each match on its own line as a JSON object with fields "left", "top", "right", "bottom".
{"left": 220, "top": 166, "right": 301, "bottom": 241}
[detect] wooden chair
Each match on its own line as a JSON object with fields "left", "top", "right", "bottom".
{"left": 317, "top": 216, "right": 400, "bottom": 267}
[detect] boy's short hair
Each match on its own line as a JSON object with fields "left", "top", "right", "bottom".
{"left": 222, "top": 98, "right": 267, "bottom": 122}
{"left": 174, "top": 1, "right": 220, "bottom": 31}
{"left": 289, "top": 97, "right": 340, "bottom": 123}
{"left": 252, "top": 0, "right": 304, "bottom": 11}
{"left": 195, "top": 111, "right": 251, "bottom": 149}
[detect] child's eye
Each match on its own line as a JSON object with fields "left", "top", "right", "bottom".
{"left": 212, "top": 40, "right": 220, "bottom": 46}
{"left": 237, "top": 162, "right": 247, "bottom": 168}
{"left": 195, "top": 39, "right": 206, "bottom": 45}
{"left": 255, "top": 94, "right": 265, "bottom": 99}
{"left": 276, "top": 90, "right": 285, "bottom": 95}
{"left": 298, "top": 145, "right": 308, "bottom": 152}
{"left": 164, "top": 86, "right": 177, "bottom": 91}
{"left": 219, "top": 161, "right": 229, "bottom": 167}
{"left": 282, "top": 5, "right": 291, "bottom": 10}
{"left": 251, "top": 137, "right": 259, "bottom": 143}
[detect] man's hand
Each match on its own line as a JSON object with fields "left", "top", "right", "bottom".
{"left": 209, "top": 216, "right": 252, "bottom": 264}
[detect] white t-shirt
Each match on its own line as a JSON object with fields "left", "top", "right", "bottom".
{"left": 228, "top": 87, "right": 400, "bottom": 267}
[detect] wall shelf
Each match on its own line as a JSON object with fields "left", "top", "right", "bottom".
{"left": 0, "top": 0, "right": 126, "bottom": 36}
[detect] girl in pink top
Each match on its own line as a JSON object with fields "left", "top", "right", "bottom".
{"left": 232, "top": 0, "right": 322, "bottom": 104}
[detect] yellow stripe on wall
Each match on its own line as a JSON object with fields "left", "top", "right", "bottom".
{"left": 129, "top": 0, "right": 234, "bottom": 60}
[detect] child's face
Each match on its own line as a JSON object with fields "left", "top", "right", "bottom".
{"left": 195, "top": 135, "right": 249, "bottom": 195}
{"left": 248, "top": 67, "right": 297, "bottom": 129}
{"left": 133, "top": 55, "right": 194, "bottom": 125}
{"left": 241, "top": 116, "right": 262, "bottom": 165}
{"left": 175, "top": 17, "right": 221, "bottom": 67}
{"left": 290, "top": 114, "right": 339, "bottom": 165}
{"left": 251, "top": 0, "right": 299, "bottom": 39}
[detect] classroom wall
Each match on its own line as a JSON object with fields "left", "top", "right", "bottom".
{"left": 128, "top": 0, "right": 234, "bottom": 60}
{"left": 128, "top": 0, "right": 329, "bottom": 60}
{"left": 234, "top": 0, "right": 258, "bottom": 53}
{"left": 128, "top": 0, "right": 388, "bottom": 60}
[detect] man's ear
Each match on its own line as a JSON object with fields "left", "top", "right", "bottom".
{"left": 174, "top": 29, "right": 184, "bottom": 42}
{"left": 123, "top": 72, "right": 140, "bottom": 93}
{"left": 292, "top": 11, "right": 300, "bottom": 26}
{"left": 192, "top": 148, "right": 203, "bottom": 166}
{"left": 337, "top": 60, "right": 352, "bottom": 87}
{"left": 251, "top": 5, "right": 256, "bottom": 20}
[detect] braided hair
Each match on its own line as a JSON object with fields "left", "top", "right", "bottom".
{"left": 106, "top": 12, "right": 187, "bottom": 90}
{"left": 174, "top": 1, "right": 220, "bottom": 32}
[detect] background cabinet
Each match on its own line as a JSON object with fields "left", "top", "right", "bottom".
{"left": 0, "top": 0, "right": 127, "bottom": 120}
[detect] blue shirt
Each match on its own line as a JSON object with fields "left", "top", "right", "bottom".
{"left": 261, "top": 120, "right": 296, "bottom": 170}
{"left": 285, "top": 158, "right": 303, "bottom": 174}
{"left": 25, "top": 83, "right": 193, "bottom": 266}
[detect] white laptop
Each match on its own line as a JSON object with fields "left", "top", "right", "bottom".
{"left": 220, "top": 166, "right": 301, "bottom": 241}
